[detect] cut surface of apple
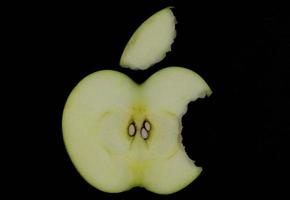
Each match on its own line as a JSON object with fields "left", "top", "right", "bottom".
{"left": 62, "top": 67, "right": 212, "bottom": 194}
{"left": 120, "top": 7, "right": 176, "bottom": 70}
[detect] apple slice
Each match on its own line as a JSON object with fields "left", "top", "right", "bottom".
{"left": 120, "top": 7, "right": 176, "bottom": 70}
{"left": 142, "top": 67, "right": 212, "bottom": 115}
{"left": 62, "top": 71, "right": 139, "bottom": 192}
{"left": 62, "top": 67, "right": 212, "bottom": 194}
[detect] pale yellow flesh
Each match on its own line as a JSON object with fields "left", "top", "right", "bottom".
{"left": 120, "top": 7, "right": 176, "bottom": 70}
{"left": 62, "top": 67, "right": 212, "bottom": 194}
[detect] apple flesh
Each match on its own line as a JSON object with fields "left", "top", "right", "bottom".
{"left": 62, "top": 67, "right": 212, "bottom": 194}
{"left": 120, "top": 7, "right": 176, "bottom": 70}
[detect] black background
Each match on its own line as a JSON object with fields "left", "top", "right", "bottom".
{"left": 10, "top": 0, "right": 289, "bottom": 199}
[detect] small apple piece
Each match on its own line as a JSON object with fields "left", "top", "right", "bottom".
{"left": 120, "top": 7, "right": 176, "bottom": 70}
{"left": 62, "top": 67, "right": 212, "bottom": 194}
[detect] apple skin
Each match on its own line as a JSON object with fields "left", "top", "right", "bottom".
{"left": 62, "top": 67, "right": 212, "bottom": 194}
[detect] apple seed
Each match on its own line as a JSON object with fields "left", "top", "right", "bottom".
{"left": 144, "top": 121, "right": 151, "bottom": 131}
{"left": 128, "top": 123, "right": 136, "bottom": 136}
{"left": 141, "top": 128, "right": 149, "bottom": 140}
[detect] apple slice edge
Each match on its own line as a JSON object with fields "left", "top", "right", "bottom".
{"left": 120, "top": 7, "right": 177, "bottom": 70}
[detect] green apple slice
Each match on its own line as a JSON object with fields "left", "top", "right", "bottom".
{"left": 62, "top": 71, "right": 139, "bottom": 192}
{"left": 120, "top": 7, "right": 176, "bottom": 70}
{"left": 62, "top": 67, "right": 212, "bottom": 194}
{"left": 142, "top": 67, "right": 212, "bottom": 116}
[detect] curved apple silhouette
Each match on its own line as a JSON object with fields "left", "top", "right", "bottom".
{"left": 62, "top": 7, "right": 212, "bottom": 194}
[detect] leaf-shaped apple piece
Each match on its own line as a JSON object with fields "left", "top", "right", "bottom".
{"left": 120, "top": 7, "right": 176, "bottom": 70}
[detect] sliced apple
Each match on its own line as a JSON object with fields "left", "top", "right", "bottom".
{"left": 62, "top": 71, "right": 138, "bottom": 192}
{"left": 62, "top": 67, "right": 212, "bottom": 194}
{"left": 120, "top": 7, "right": 176, "bottom": 70}
{"left": 142, "top": 67, "right": 212, "bottom": 116}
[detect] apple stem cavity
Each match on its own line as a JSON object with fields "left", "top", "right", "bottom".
{"left": 128, "top": 123, "right": 136, "bottom": 136}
